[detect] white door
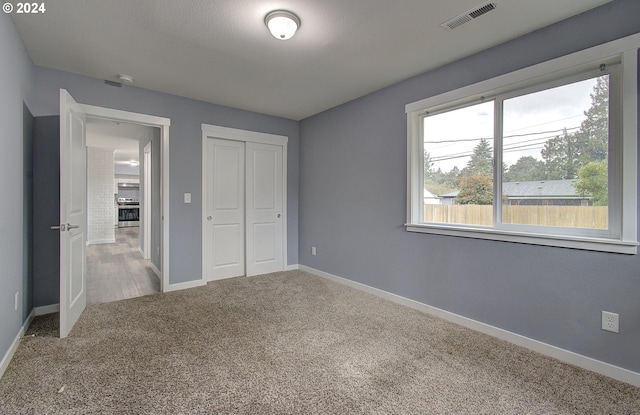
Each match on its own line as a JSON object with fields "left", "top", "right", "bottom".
{"left": 59, "top": 90, "right": 87, "bottom": 338}
{"left": 246, "top": 142, "right": 283, "bottom": 276}
{"left": 204, "top": 138, "right": 246, "bottom": 280}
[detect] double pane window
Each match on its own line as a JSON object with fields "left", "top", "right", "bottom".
{"left": 423, "top": 74, "right": 611, "bottom": 232}
{"left": 406, "top": 39, "right": 638, "bottom": 254}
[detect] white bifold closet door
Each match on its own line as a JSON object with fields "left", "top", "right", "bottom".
{"left": 204, "top": 138, "right": 283, "bottom": 280}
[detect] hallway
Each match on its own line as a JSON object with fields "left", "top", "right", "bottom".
{"left": 86, "top": 227, "right": 160, "bottom": 305}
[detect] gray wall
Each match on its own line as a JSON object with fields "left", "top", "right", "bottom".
{"left": 299, "top": 0, "right": 640, "bottom": 373}
{"left": 32, "top": 66, "right": 300, "bottom": 285}
{"left": 32, "top": 116, "right": 60, "bottom": 307}
{"left": 0, "top": 13, "right": 34, "bottom": 364}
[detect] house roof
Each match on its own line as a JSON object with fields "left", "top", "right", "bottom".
{"left": 440, "top": 190, "right": 460, "bottom": 198}
{"left": 423, "top": 189, "right": 439, "bottom": 199}
{"left": 438, "top": 180, "right": 584, "bottom": 199}
{"left": 503, "top": 180, "right": 581, "bottom": 198}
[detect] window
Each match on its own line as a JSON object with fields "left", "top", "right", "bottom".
{"left": 406, "top": 35, "right": 639, "bottom": 254}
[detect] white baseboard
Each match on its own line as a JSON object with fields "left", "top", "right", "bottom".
{"left": 164, "top": 279, "right": 207, "bottom": 293}
{"left": 299, "top": 265, "right": 640, "bottom": 388}
{"left": 34, "top": 304, "right": 60, "bottom": 316}
{"left": 149, "top": 262, "right": 162, "bottom": 280}
{"left": 138, "top": 247, "right": 152, "bottom": 260}
{"left": 0, "top": 310, "right": 34, "bottom": 380}
{"left": 284, "top": 264, "right": 299, "bottom": 271}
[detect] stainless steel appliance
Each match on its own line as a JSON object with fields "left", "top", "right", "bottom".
{"left": 117, "top": 197, "right": 140, "bottom": 228}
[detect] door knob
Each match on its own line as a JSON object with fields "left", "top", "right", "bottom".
{"left": 277, "top": 214, "right": 281, "bottom": 218}
{"left": 67, "top": 224, "right": 80, "bottom": 230}
{"left": 50, "top": 224, "right": 66, "bottom": 231}
{"left": 207, "top": 216, "right": 212, "bottom": 221}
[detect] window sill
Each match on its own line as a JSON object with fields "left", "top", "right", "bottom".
{"left": 405, "top": 223, "right": 638, "bottom": 254}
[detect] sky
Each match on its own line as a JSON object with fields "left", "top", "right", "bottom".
{"left": 424, "top": 76, "right": 601, "bottom": 173}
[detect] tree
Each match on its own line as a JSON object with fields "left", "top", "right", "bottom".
{"left": 424, "top": 150, "right": 434, "bottom": 185}
{"left": 441, "top": 166, "right": 460, "bottom": 188}
{"left": 574, "top": 160, "right": 608, "bottom": 206}
{"left": 457, "top": 174, "right": 492, "bottom": 205}
{"left": 540, "top": 77, "right": 609, "bottom": 180}
{"left": 541, "top": 129, "right": 580, "bottom": 180}
{"left": 505, "top": 156, "right": 546, "bottom": 182}
{"left": 574, "top": 76, "right": 609, "bottom": 163}
{"left": 462, "top": 137, "right": 492, "bottom": 176}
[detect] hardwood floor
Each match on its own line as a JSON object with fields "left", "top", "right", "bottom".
{"left": 86, "top": 227, "right": 160, "bottom": 305}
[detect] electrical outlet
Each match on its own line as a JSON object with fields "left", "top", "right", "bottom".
{"left": 14, "top": 292, "right": 19, "bottom": 311}
{"left": 601, "top": 311, "right": 619, "bottom": 333}
{"left": 311, "top": 246, "right": 316, "bottom": 256}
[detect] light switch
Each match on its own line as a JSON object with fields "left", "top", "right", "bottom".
{"left": 184, "top": 193, "right": 192, "bottom": 204}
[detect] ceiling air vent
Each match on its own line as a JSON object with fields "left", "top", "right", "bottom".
{"left": 441, "top": 2, "right": 497, "bottom": 30}
{"left": 104, "top": 80, "right": 123, "bottom": 87}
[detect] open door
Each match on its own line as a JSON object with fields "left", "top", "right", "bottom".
{"left": 57, "top": 89, "right": 87, "bottom": 338}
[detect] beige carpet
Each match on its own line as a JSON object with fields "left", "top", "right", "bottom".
{"left": 1, "top": 270, "right": 638, "bottom": 414}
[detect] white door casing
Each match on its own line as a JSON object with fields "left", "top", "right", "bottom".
{"left": 201, "top": 124, "right": 287, "bottom": 282}
{"left": 59, "top": 89, "right": 87, "bottom": 338}
{"left": 79, "top": 104, "right": 170, "bottom": 291}
{"left": 143, "top": 142, "right": 151, "bottom": 260}
{"left": 204, "top": 138, "right": 246, "bottom": 280}
{"left": 246, "top": 142, "right": 283, "bottom": 276}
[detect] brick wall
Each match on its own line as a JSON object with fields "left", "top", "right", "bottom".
{"left": 87, "top": 147, "right": 115, "bottom": 244}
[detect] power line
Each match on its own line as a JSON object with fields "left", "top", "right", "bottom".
{"left": 504, "top": 144, "right": 545, "bottom": 154}
{"left": 503, "top": 114, "right": 586, "bottom": 134}
{"left": 431, "top": 135, "right": 569, "bottom": 162}
{"left": 503, "top": 126, "right": 580, "bottom": 139}
{"left": 430, "top": 144, "right": 547, "bottom": 164}
{"left": 426, "top": 136, "right": 492, "bottom": 144}
{"left": 424, "top": 126, "right": 580, "bottom": 144}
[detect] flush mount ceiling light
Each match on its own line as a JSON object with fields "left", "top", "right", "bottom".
{"left": 265, "top": 10, "right": 300, "bottom": 40}
{"left": 118, "top": 74, "right": 134, "bottom": 84}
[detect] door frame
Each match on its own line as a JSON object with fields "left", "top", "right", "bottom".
{"left": 81, "top": 103, "right": 171, "bottom": 292}
{"left": 201, "top": 123, "right": 288, "bottom": 282}
{"left": 143, "top": 142, "right": 151, "bottom": 260}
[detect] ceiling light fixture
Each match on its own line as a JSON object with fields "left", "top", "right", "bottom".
{"left": 265, "top": 10, "right": 300, "bottom": 40}
{"left": 118, "top": 74, "right": 134, "bottom": 84}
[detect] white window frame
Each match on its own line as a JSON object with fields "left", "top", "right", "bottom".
{"left": 405, "top": 34, "right": 639, "bottom": 254}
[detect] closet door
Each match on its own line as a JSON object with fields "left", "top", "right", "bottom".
{"left": 204, "top": 138, "right": 245, "bottom": 280}
{"left": 246, "top": 142, "right": 283, "bottom": 276}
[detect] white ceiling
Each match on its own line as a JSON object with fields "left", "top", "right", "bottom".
{"left": 86, "top": 118, "right": 153, "bottom": 165}
{"left": 12, "top": 0, "right": 610, "bottom": 120}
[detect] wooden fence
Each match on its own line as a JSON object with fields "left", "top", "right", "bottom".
{"left": 424, "top": 205, "right": 608, "bottom": 229}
